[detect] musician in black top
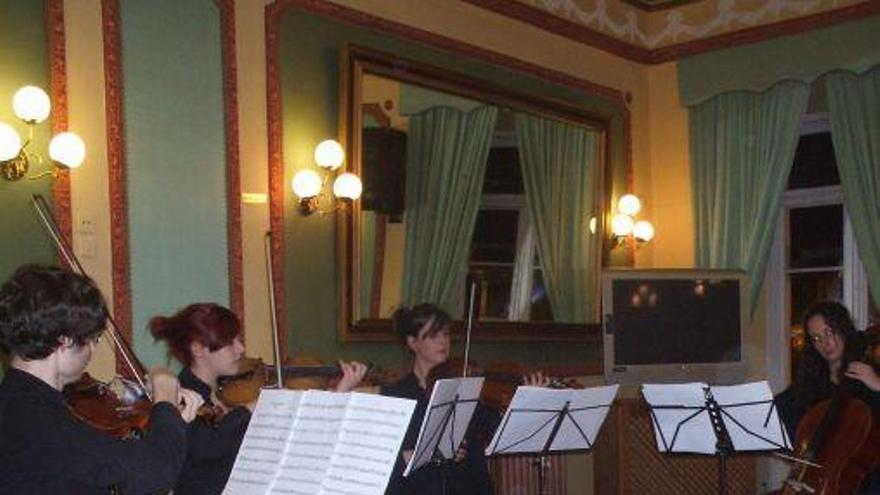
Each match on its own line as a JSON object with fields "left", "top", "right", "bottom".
{"left": 775, "top": 301, "right": 880, "bottom": 493}
{"left": 0, "top": 264, "right": 203, "bottom": 494}
{"left": 150, "top": 302, "right": 368, "bottom": 495}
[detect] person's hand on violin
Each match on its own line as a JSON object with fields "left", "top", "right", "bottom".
{"left": 453, "top": 439, "right": 469, "bottom": 463}
{"left": 149, "top": 368, "right": 182, "bottom": 406}
{"left": 845, "top": 361, "right": 880, "bottom": 392}
{"left": 334, "top": 360, "right": 369, "bottom": 392}
{"left": 177, "top": 388, "right": 205, "bottom": 423}
{"left": 523, "top": 371, "right": 551, "bottom": 388}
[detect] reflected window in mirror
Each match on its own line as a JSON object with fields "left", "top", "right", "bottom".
{"left": 468, "top": 131, "right": 554, "bottom": 322}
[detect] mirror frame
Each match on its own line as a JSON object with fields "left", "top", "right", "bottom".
{"left": 338, "top": 44, "right": 614, "bottom": 343}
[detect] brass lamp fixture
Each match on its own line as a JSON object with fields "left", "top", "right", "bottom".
{"left": 610, "top": 193, "right": 654, "bottom": 248}
{"left": 0, "top": 86, "right": 85, "bottom": 181}
{"left": 291, "top": 139, "right": 362, "bottom": 216}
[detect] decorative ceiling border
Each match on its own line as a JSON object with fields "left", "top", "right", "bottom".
{"left": 463, "top": 0, "right": 880, "bottom": 64}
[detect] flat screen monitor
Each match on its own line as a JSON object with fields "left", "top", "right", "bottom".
{"left": 602, "top": 269, "right": 748, "bottom": 385}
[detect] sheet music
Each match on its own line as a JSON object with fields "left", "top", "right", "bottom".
{"left": 404, "top": 377, "right": 484, "bottom": 476}
{"left": 642, "top": 382, "right": 715, "bottom": 454}
{"left": 321, "top": 393, "right": 416, "bottom": 495}
{"left": 223, "top": 390, "right": 415, "bottom": 495}
{"left": 710, "top": 381, "right": 792, "bottom": 451}
{"left": 223, "top": 389, "right": 304, "bottom": 495}
{"left": 485, "top": 385, "right": 619, "bottom": 455}
{"left": 272, "top": 390, "right": 349, "bottom": 494}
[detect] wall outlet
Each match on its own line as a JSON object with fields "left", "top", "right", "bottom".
{"left": 76, "top": 213, "right": 96, "bottom": 234}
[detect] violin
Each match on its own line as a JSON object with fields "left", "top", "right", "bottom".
{"left": 216, "top": 356, "right": 378, "bottom": 407}
{"left": 426, "top": 358, "right": 582, "bottom": 412}
{"left": 33, "top": 194, "right": 156, "bottom": 439}
{"left": 781, "top": 339, "right": 880, "bottom": 495}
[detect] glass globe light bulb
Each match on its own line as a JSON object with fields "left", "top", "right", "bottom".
{"left": 611, "top": 213, "right": 634, "bottom": 237}
{"left": 333, "top": 173, "right": 362, "bottom": 200}
{"left": 0, "top": 122, "right": 23, "bottom": 161}
{"left": 617, "top": 194, "right": 642, "bottom": 216}
{"left": 314, "top": 139, "right": 344, "bottom": 170}
{"left": 49, "top": 132, "right": 86, "bottom": 168}
{"left": 633, "top": 220, "right": 655, "bottom": 242}
{"left": 588, "top": 216, "right": 597, "bottom": 235}
{"left": 13, "top": 86, "right": 51, "bottom": 124}
{"left": 292, "top": 169, "right": 322, "bottom": 198}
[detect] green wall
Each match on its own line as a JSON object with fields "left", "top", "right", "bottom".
{"left": 678, "top": 16, "right": 880, "bottom": 106}
{"left": 121, "top": 0, "right": 229, "bottom": 368}
{"left": 0, "top": 0, "right": 54, "bottom": 284}
{"left": 279, "top": 9, "right": 627, "bottom": 367}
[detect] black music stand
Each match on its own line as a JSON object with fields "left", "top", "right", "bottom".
{"left": 404, "top": 377, "right": 484, "bottom": 494}
{"left": 644, "top": 382, "right": 792, "bottom": 495}
{"left": 485, "top": 385, "right": 619, "bottom": 495}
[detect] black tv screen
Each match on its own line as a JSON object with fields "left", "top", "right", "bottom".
{"left": 610, "top": 278, "right": 742, "bottom": 365}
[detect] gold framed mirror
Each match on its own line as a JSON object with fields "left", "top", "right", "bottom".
{"left": 338, "top": 45, "right": 615, "bottom": 342}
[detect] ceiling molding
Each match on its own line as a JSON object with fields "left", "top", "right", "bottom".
{"left": 462, "top": 0, "right": 880, "bottom": 64}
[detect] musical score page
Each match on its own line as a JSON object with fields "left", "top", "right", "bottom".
{"left": 223, "top": 390, "right": 415, "bottom": 495}
{"left": 223, "top": 389, "right": 304, "bottom": 495}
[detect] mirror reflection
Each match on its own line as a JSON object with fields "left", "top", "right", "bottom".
{"left": 352, "top": 71, "right": 605, "bottom": 326}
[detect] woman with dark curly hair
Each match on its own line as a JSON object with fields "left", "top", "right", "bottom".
{"left": 776, "top": 301, "right": 880, "bottom": 493}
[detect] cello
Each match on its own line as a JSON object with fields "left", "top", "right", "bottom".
{"left": 780, "top": 328, "right": 880, "bottom": 494}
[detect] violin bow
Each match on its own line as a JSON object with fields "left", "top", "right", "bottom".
{"left": 265, "top": 231, "right": 285, "bottom": 389}
{"left": 31, "top": 194, "right": 151, "bottom": 399}
{"left": 462, "top": 279, "right": 478, "bottom": 378}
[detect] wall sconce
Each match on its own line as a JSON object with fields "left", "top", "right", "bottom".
{"left": 0, "top": 86, "right": 85, "bottom": 181}
{"left": 611, "top": 193, "right": 654, "bottom": 248}
{"left": 291, "top": 139, "right": 362, "bottom": 216}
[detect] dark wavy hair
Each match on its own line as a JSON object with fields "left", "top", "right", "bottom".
{"left": 149, "top": 303, "right": 241, "bottom": 366}
{"left": 392, "top": 303, "right": 451, "bottom": 347}
{"left": 0, "top": 264, "right": 108, "bottom": 360}
{"left": 793, "top": 301, "right": 866, "bottom": 410}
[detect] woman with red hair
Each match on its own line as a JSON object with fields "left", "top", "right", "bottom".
{"left": 150, "top": 303, "right": 367, "bottom": 495}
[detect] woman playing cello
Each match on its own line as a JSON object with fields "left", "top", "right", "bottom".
{"left": 776, "top": 301, "right": 880, "bottom": 494}
{"left": 149, "top": 302, "right": 368, "bottom": 495}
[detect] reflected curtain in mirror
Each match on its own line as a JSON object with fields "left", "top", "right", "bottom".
{"left": 402, "top": 106, "right": 498, "bottom": 314}
{"left": 515, "top": 113, "right": 601, "bottom": 322}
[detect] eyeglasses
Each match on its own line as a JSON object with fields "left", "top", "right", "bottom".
{"left": 809, "top": 327, "right": 837, "bottom": 345}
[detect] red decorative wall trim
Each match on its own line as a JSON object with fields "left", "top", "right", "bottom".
{"left": 266, "top": 1, "right": 289, "bottom": 358}
{"left": 47, "top": 0, "right": 72, "bottom": 250}
{"left": 101, "top": 0, "right": 133, "bottom": 375}
{"left": 462, "top": 0, "right": 880, "bottom": 65}
{"left": 217, "top": 0, "right": 245, "bottom": 333}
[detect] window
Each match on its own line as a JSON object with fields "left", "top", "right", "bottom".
{"left": 466, "top": 139, "right": 553, "bottom": 322}
{"left": 766, "top": 115, "right": 876, "bottom": 388}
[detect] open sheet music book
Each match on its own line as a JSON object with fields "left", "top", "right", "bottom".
{"left": 485, "top": 385, "right": 619, "bottom": 455}
{"left": 642, "top": 380, "right": 792, "bottom": 455}
{"left": 223, "top": 389, "right": 416, "bottom": 495}
{"left": 404, "top": 376, "right": 484, "bottom": 477}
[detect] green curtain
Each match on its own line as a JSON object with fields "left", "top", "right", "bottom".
{"left": 826, "top": 67, "right": 880, "bottom": 308}
{"left": 691, "top": 81, "right": 810, "bottom": 312}
{"left": 515, "top": 113, "right": 600, "bottom": 323}
{"left": 401, "top": 106, "right": 498, "bottom": 313}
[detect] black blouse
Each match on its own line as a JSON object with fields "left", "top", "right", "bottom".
{"left": 380, "top": 372, "right": 495, "bottom": 495}
{"left": 0, "top": 368, "right": 187, "bottom": 494}
{"left": 173, "top": 367, "right": 251, "bottom": 495}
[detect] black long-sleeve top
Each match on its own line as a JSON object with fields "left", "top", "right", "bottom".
{"left": 173, "top": 367, "right": 251, "bottom": 495}
{"left": 0, "top": 368, "right": 187, "bottom": 494}
{"left": 380, "top": 372, "right": 495, "bottom": 495}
